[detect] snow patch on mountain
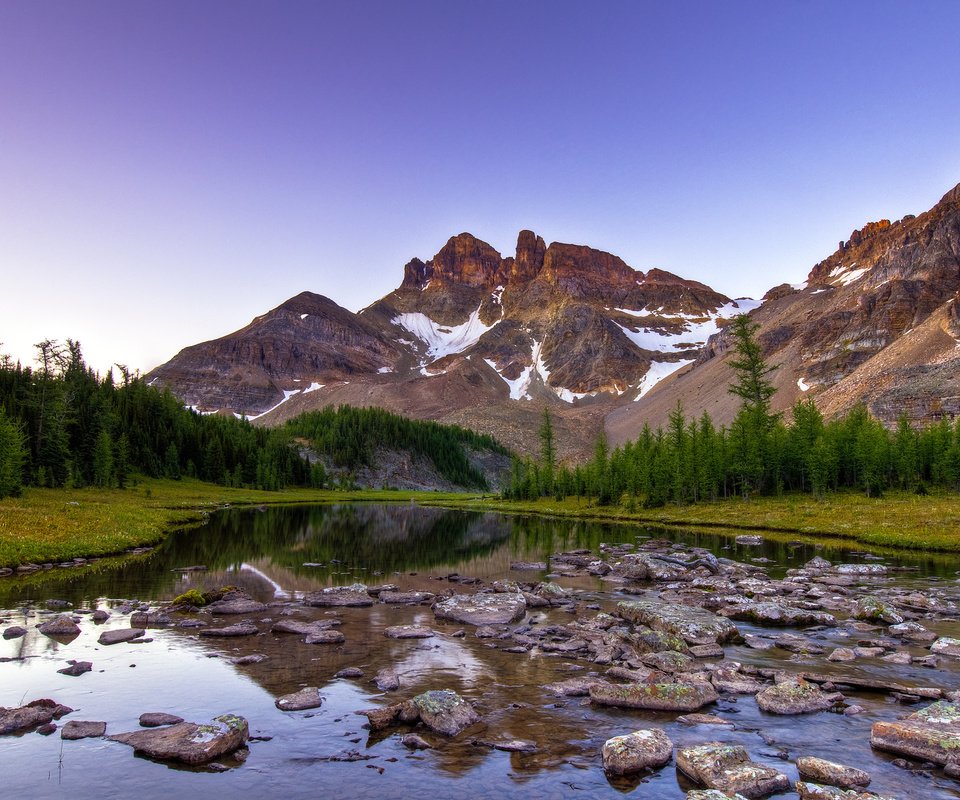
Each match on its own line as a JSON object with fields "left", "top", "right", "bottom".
{"left": 303, "top": 382, "right": 324, "bottom": 394}
{"left": 393, "top": 305, "right": 497, "bottom": 360}
{"left": 245, "top": 388, "right": 301, "bottom": 421}
{"left": 485, "top": 358, "right": 533, "bottom": 400}
{"left": 634, "top": 360, "right": 694, "bottom": 400}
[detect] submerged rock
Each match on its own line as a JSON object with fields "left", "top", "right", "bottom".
{"left": 676, "top": 742, "right": 790, "bottom": 798}
{"left": 384, "top": 625, "right": 434, "bottom": 639}
{"left": 616, "top": 600, "right": 738, "bottom": 646}
{"left": 589, "top": 681, "right": 718, "bottom": 712}
{"left": 795, "top": 756, "right": 871, "bottom": 789}
{"left": 870, "top": 700, "right": 960, "bottom": 766}
{"left": 795, "top": 781, "right": 895, "bottom": 800}
{"left": 601, "top": 728, "right": 673, "bottom": 775}
{"left": 198, "top": 621, "right": 259, "bottom": 637}
{"left": 433, "top": 593, "right": 526, "bottom": 626}
{"left": 140, "top": 713, "right": 184, "bottom": 728}
{"left": 61, "top": 720, "right": 106, "bottom": 740}
{"left": 109, "top": 714, "right": 249, "bottom": 765}
{"left": 98, "top": 628, "right": 146, "bottom": 646}
{"left": 411, "top": 690, "right": 479, "bottom": 736}
{"left": 303, "top": 585, "right": 373, "bottom": 607}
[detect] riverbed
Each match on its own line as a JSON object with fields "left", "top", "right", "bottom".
{"left": 1, "top": 504, "right": 959, "bottom": 799}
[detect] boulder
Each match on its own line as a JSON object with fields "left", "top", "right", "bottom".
{"left": 198, "top": 621, "right": 259, "bottom": 637}
{"left": 756, "top": 679, "right": 839, "bottom": 715}
{"left": 98, "top": 628, "right": 146, "bottom": 646}
{"left": 375, "top": 668, "right": 401, "bottom": 691}
{"left": 205, "top": 597, "right": 267, "bottom": 615}
{"left": 852, "top": 596, "right": 903, "bottom": 625}
{"left": 0, "top": 701, "right": 61, "bottom": 735}
{"left": 795, "top": 782, "right": 895, "bottom": 800}
{"left": 411, "top": 690, "right": 479, "bottom": 736}
{"left": 358, "top": 704, "right": 403, "bottom": 731}
{"left": 589, "top": 681, "right": 718, "bottom": 712}
{"left": 61, "top": 720, "right": 106, "bottom": 740}
{"left": 109, "top": 714, "right": 249, "bottom": 765}
{"left": 37, "top": 615, "right": 80, "bottom": 638}
{"left": 303, "top": 585, "right": 373, "bottom": 607}
{"left": 795, "top": 756, "right": 870, "bottom": 789}
{"left": 2, "top": 626, "right": 26, "bottom": 639}
{"left": 931, "top": 637, "right": 960, "bottom": 657}
{"left": 601, "top": 728, "right": 673, "bottom": 775}
{"left": 139, "top": 713, "right": 184, "bottom": 727}
{"left": 888, "top": 621, "right": 936, "bottom": 643}
{"left": 433, "top": 593, "right": 526, "bottom": 626}
{"left": 870, "top": 700, "right": 960, "bottom": 765}
{"left": 711, "top": 668, "right": 764, "bottom": 695}
{"left": 676, "top": 742, "right": 790, "bottom": 798}
{"left": 275, "top": 687, "right": 323, "bottom": 711}
{"left": 304, "top": 629, "right": 345, "bottom": 644}
{"left": 616, "top": 600, "right": 738, "bottom": 646}
{"left": 57, "top": 660, "right": 93, "bottom": 677}
{"left": 384, "top": 625, "right": 434, "bottom": 639}
{"left": 720, "top": 602, "right": 836, "bottom": 627}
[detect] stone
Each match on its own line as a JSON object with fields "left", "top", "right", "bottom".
{"left": 720, "top": 603, "right": 836, "bottom": 627}
{"left": 37, "top": 614, "right": 80, "bottom": 638}
{"left": 0, "top": 702, "right": 58, "bottom": 735}
{"left": 411, "top": 690, "right": 479, "bottom": 737}
{"left": 303, "top": 585, "right": 373, "bottom": 607}
{"left": 57, "top": 660, "right": 93, "bottom": 676}
{"left": 140, "top": 713, "right": 184, "bottom": 727}
{"left": 676, "top": 713, "right": 733, "bottom": 727}
{"left": 493, "top": 739, "right": 537, "bottom": 752}
{"left": 375, "top": 668, "right": 401, "bottom": 691}
{"left": 401, "top": 733, "right": 432, "bottom": 749}
{"left": 61, "top": 720, "right": 106, "bottom": 740}
{"left": 109, "top": 714, "right": 248, "bottom": 765}
{"left": 589, "top": 681, "right": 719, "bottom": 712}
{"left": 616, "top": 600, "right": 739, "bottom": 646}
{"left": 870, "top": 700, "right": 960, "bottom": 766}
{"left": 198, "top": 621, "right": 259, "bottom": 637}
{"left": 98, "top": 628, "right": 146, "bottom": 645}
{"left": 205, "top": 597, "right": 267, "bottom": 615}
{"left": 931, "top": 637, "right": 960, "bottom": 657}
{"left": 2, "top": 626, "right": 26, "bottom": 639}
{"left": 676, "top": 742, "right": 790, "bottom": 798}
{"left": 795, "top": 756, "right": 870, "bottom": 789}
{"left": 433, "top": 593, "right": 526, "bottom": 626}
{"left": 543, "top": 676, "right": 610, "bottom": 697}
{"left": 690, "top": 644, "right": 725, "bottom": 658}
{"left": 304, "top": 629, "right": 345, "bottom": 644}
{"left": 735, "top": 535, "right": 764, "bottom": 546}
{"left": 834, "top": 564, "right": 887, "bottom": 576}
{"left": 275, "top": 687, "right": 323, "bottom": 711}
{"left": 601, "top": 728, "right": 673, "bottom": 775}
{"left": 794, "top": 781, "right": 895, "bottom": 800}
{"left": 130, "top": 611, "right": 174, "bottom": 627}
{"left": 640, "top": 650, "right": 694, "bottom": 673}
{"left": 335, "top": 667, "right": 365, "bottom": 679}
{"left": 510, "top": 561, "right": 547, "bottom": 571}
{"left": 827, "top": 647, "right": 857, "bottom": 662}
{"left": 756, "top": 679, "right": 838, "bottom": 715}
{"left": 711, "top": 668, "right": 764, "bottom": 694}
{"left": 384, "top": 625, "right": 434, "bottom": 639}
{"left": 358, "top": 704, "right": 403, "bottom": 731}
{"left": 379, "top": 591, "right": 435, "bottom": 604}
{"left": 230, "top": 654, "right": 267, "bottom": 665}
{"left": 91, "top": 609, "right": 110, "bottom": 623}
{"left": 852, "top": 596, "right": 903, "bottom": 625}
{"left": 888, "top": 621, "right": 936, "bottom": 642}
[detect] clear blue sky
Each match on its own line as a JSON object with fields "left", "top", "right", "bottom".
{"left": 2, "top": 1, "right": 959, "bottom": 374}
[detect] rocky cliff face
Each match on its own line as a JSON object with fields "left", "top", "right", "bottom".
{"left": 149, "top": 181, "right": 960, "bottom": 457}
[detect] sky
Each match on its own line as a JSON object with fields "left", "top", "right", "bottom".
{"left": 2, "top": 0, "right": 959, "bottom": 375}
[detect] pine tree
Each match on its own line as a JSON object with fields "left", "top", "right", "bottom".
{"left": 538, "top": 407, "right": 556, "bottom": 497}
{"left": 0, "top": 408, "right": 26, "bottom": 498}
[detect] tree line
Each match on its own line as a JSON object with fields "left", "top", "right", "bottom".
{"left": 505, "top": 316, "right": 960, "bottom": 504}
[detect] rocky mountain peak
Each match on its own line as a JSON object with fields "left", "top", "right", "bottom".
{"left": 511, "top": 229, "right": 546, "bottom": 282}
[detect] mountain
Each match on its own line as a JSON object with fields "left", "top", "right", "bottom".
{"left": 149, "top": 180, "right": 960, "bottom": 457}
{"left": 148, "top": 230, "right": 752, "bottom": 458}
{"left": 608, "top": 181, "right": 960, "bottom": 443}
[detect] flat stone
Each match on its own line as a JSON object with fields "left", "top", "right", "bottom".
{"left": 543, "top": 676, "right": 610, "bottom": 697}
{"left": 870, "top": 700, "right": 960, "bottom": 766}
{"left": 795, "top": 781, "right": 896, "bottom": 800}
{"left": 433, "top": 593, "right": 526, "bottom": 626}
{"left": 230, "top": 654, "right": 267, "bottom": 665}
{"left": 756, "top": 679, "right": 838, "bottom": 715}
{"left": 0, "top": 703, "right": 57, "bottom": 735}
{"left": 616, "top": 600, "right": 739, "bottom": 646}
{"left": 888, "top": 622, "right": 936, "bottom": 642}
{"left": 384, "top": 625, "right": 434, "bottom": 639}
{"left": 61, "top": 720, "right": 106, "bottom": 740}
{"left": 720, "top": 602, "right": 836, "bottom": 627}
{"left": 109, "top": 714, "right": 248, "bottom": 765}
{"left": 640, "top": 650, "right": 694, "bottom": 673}
{"left": 37, "top": 615, "right": 80, "bottom": 638}
{"left": 493, "top": 739, "right": 537, "bottom": 752}
{"left": 686, "top": 792, "right": 751, "bottom": 800}
{"left": 736, "top": 535, "right": 764, "bottom": 546}
{"left": 931, "top": 637, "right": 960, "bottom": 657}
{"left": 690, "top": 643, "right": 725, "bottom": 658}
{"left": 795, "top": 756, "right": 871, "bottom": 789}
{"left": 275, "top": 687, "right": 323, "bottom": 711}
{"left": 676, "top": 713, "right": 733, "bottom": 727}
{"left": 711, "top": 668, "right": 764, "bottom": 694}
{"left": 827, "top": 647, "right": 857, "bottom": 662}
{"left": 510, "top": 561, "right": 547, "bottom": 571}
{"left": 602, "top": 728, "right": 673, "bottom": 775}
{"left": 304, "top": 629, "right": 345, "bottom": 644}
{"left": 205, "top": 598, "right": 267, "bottom": 614}
{"left": 375, "top": 668, "right": 401, "bottom": 691}
{"left": 379, "top": 591, "right": 435, "bottom": 604}
{"left": 411, "top": 690, "right": 480, "bottom": 737}
{"left": 834, "top": 564, "right": 887, "bottom": 575}
{"left": 335, "top": 667, "right": 364, "bottom": 679}
{"left": 198, "top": 621, "right": 259, "bottom": 637}
{"left": 140, "top": 713, "right": 184, "bottom": 727}
{"left": 303, "top": 586, "right": 373, "bottom": 607}
{"left": 98, "top": 628, "right": 146, "bottom": 645}
{"left": 130, "top": 611, "right": 174, "bottom": 627}
{"left": 358, "top": 704, "right": 403, "bottom": 730}
{"left": 676, "top": 742, "right": 790, "bottom": 798}
{"left": 589, "top": 681, "right": 718, "bottom": 712}
{"left": 852, "top": 596, "right": 903, "bottom": 625}
{"left": 57, "top": 660, "right": 93, "bottom": 677}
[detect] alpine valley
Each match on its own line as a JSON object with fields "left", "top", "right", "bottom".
{"left": 148, "top": 182, "right": 960, "bottom": 458}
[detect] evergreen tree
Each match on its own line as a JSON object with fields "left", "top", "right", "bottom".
{"left": 538, "top": 407, "right": 556, "bottom": 497}
{"left": 0, "top": 408, "right": 26, "bottom": 498}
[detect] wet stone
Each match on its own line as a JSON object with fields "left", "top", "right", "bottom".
{"left": 57, "top": 660, "right": 93, "bottom": 677}
{"left": 796, "top": 756, "right": 871, "bottom": 789}
{"left": 930, "top": 637, "right": 960, "bottom": 657}
{"left": 853, "top": 596, "right": 903, "bottom": 625}
{"left": 0, "top": 703, "right": 58, "bottom": 735}
{"left": 795, "top": 781, "right": 895, "bottom": 800}
{"left": 589, "top": 680, "right": 719, "bottom": 712}
{"left": 379, "top": 591, "right": 434, "bottom": 605}
{"left": 140, "top": 713, "right": 185, "bottom": 727}
{"left": 616, "top": 600, "right": 739, "bottom": 646}
{"left": 109, "top": 714, "right": 249, "bottom": 765}
{"left": 411, "top": 690, "right": 480, "bottom": 737}
{"left": 98, "top": 628, "right": 146, "bottom": 646}
{"left": 401, "top": 733, "right": 432, "bottom": 750}
{"left": 304, "top": 629, "right": 345, "bottom": 645}
{"left": 275, "top": 687, "right": 323, "bottom": 712}
{"left": 756, "top": 679, "right": 839, "bottom": 715}
{"left": 677, "top": 742, "right": 790, "bottom": 798}
{"left": 384, "top": 625, "right": 434, "bottom": 639}
{"left": 61, "top": 720, "right": 106, "bottom": 740}
{"left": 198, "top": 621, "right": 259, "bottom": 637}
{"left": 230, "top": 653, "right": 267, "bottom": 665}
{"left": 37, "top": 615, "right": 81, "bottom": 638}
{"left": 433, "top": 593, "right": 526, "bottom": 626}
{"left": 205, "top": 597, "right": 268, "bottom": 615}
{"left": 335, "top": 667, "right": 364, "bottom": 679}
{"left": 870, "top": 700, "right": 960, "bottom": 766}
{"left": 375, "top": 668, "right": 401, "bottom": 692}
{"left": 2, "top": 626, "right": 26, "bottom": 639}
{"left": 303, "top": 585, "right": 373, "bottom": 607}
{"left": 720, "top": 602, "right": 836, "bottom": 627}
{"left": 601, "top": 728, "right": 673, "bottom": 775}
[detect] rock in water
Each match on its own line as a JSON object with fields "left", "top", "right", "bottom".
{"left": 615, "top": 600, "right": 738, "bottom": 646}
{"left": 37, "top": 615, "right": 80, "bottom": 638}
{"left": 433, "top": 593, "right": 526, "bottom": 626}
{"left": 794, "top": 781, "right": 896, "bottom": 800}
{"left": 384, "top": 625, "right": 434, "bottom": 639}
{"left": 98, "top": 628, "right": 146, "bottom": 645}
{"left": 205, "top": 597, "right": 268, "bottom": 615}
{"left": 108, "top": 714, "right": 249, "bottom": 765}
{"left": 411, "top": 690, "right": 479, "bottom": 736}
{"left": 756, "top": 679, "right": 839, "bottom": 715}
{"left": 139, "top": 713, "right": 184, "bottom": 727}
{"left": 61, "top": 720, "right": 106, "bottom": 740}
{"left": 870, "top": 700, "right": 960, "bottom": 766}
{"left": 795, "top": 757, "right": 871, "bottom": 789}
{"left": 852, "top": 596, "right": 903, "bottom": 625}
{"left": 589, "top": 681, "right": 718, "bottom": 712}
{"left": 198, "top": 621, "right": 259, "bottom": 637}
{"left": 275, "top": 687, "right": 323, "bottom": 711}
{"left": 2, "top": 626, "right": 26, "bottom": 639}
{"left": 303, "top": 585, "right": 373, "bottom": 607}
{"left": 375, "top": 669, "right": 401, "bottom": 692}
{"left": 601, "top": 728, "right": 673, "bottom": 775}
{"left": 57, "top": 660, "right": 93, "bottom": 677}
{"left": 676, "top": 742, "right": 790, "bottom": 798}
{"left": 0, "top": 702, "right": 59, "bottom": 736}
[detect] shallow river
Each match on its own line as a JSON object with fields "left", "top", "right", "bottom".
{"left": 1, "top": 504, "right": 959, "bottom": 799}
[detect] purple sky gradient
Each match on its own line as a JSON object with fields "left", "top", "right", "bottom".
{"left": 2, "top": 1, "right": 959, "bottom": 374}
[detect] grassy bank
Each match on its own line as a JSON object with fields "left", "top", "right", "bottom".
{"left": 0, "top": 478, "right": 480, "bottom": 568}
{"left": 2, "top": 479, "right": 959, "bottom": 568}
{"left": 443, "top": 492, "right": 960, "bottom": 553}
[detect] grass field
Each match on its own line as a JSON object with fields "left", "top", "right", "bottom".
{"left": 1, "top": 478, "right": 959, "bottom": 568}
